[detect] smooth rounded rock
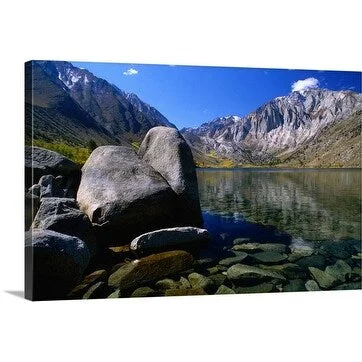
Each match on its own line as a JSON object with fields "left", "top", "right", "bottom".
{"left": 305, "top": 279, "right": 321, "bottom": 291}
{"left": 130, "top": 227, "right": 211, "bottom": 253}
{"left": 155, "top": 278, "right": 180, "bottom": 290}
{"left": 259, "top": 263, "right": 307, "bottom": 280}
{"left": 235, "top": 282, "right": 275, "bottom": 294}
{"left": 227, "top": 264, "right": 286, "bottom": 285}
{"left": 232, "top": 238, "right": 252, "bottom": 245}
{"left": 215, "top": 285, "right": 235, "bottom": 294}
{"left": 252, "top": 252, "right": 288, "bottom": 264}
{"left": 25, "top": 229, "right": 90, "bottom": 300}
{"left": 325, "top": 260, "right": 352, "bottom": 282}
{"left": 31, "top": 197, "right": 96, "bottom": 254}
{"left": 218, "top": 253, "right": 248, "bottom": 267}
{"left": 296, "top": 255, "right": 326, "bottom": 269}
{"left": 309, "top": 267, "right": 339, "bottom": 289}
{"left": 332, "top": 282, "right": 361, "bottom": 290}
{"left": 165, "top": 288, "right": 207, "bottom": 297}
{"left": 188, "top": 272, "right": 215, "bottom": 293}
{"left": 25, "top": 146, "right": 80, "bottom": 187}
{"left": 283, "top": 279, "right": 306, "bottom": 292}
{"left": 232, "top": 242, "right": 287, "bottom": 254}
{"left": 131, "top": 287, "right": 156, "bottom": 298}
{"left": 138, "top": 126, "right": 202, "bottom": 225}
{"left": 108, "top": 250, "right": 193, "bottom": 290}
{"left": 208, "top": 273, "right": 227, "bottom": 288}
{"left": 179, "top": 276, "right": 191, "bottom": 289}
{"left": 76, "top": 146, "right": 181, "bottom": 243}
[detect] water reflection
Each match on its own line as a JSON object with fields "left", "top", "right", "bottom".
{"left": 197, "top": 168, "right": 361, "bottom": 242}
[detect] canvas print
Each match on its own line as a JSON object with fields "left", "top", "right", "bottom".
{"left": 25, "top": 60, "right": 361, "bottom": 301}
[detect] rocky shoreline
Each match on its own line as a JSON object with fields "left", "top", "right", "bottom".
{"left": 66, "top": 235, "right": 362, "bottom": 299}
{"left": 25, "top": 127, "right": 361, "bottom": 301}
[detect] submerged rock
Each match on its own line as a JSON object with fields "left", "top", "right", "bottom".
{"left": 188, "top": 272, "right": 215, "bottom": 293}
{"left": 108, "top": 250, "right": 193, "bottom": 290}
{"left": 67, "top": 269, "right": 107, "bottom": 299}
{"left": 227, "top": 264, "right": 286, "bottom": 285}
{"left": 252, "top": 251, "right": 288, "bottom": 264}
{"left": 138, "top": 126, "right": 202, "bottom": 225}
{"left": 317, "top": 243, "right": 351, "bottom": 259}
{"left": 332, "top": 282, "right": 361, "bottom": 290}
{"left": 215, "top": 285, "right": 235, "bottom": 294}
{"left": 325, "top": 260, "right": 352, "bottom": 282}
{"left": 288, "top": 240, "right": 314, "bottom": 262}
{"left": 194, "top": 258, "right": 216, "bottom": 268}
{"left": 25, "top": 229, "right": 90, "bottom": 300}
{"left": 107, "top": 289, "right": 121, "bottom": 298}
{"left": 165, "top": 288, "right": 207, "bottom": 297}
{"left": 235, "top": 282, "right": 275, "bottom": 294}
{"left": 232, "top": 238, "right": 252, "bottom": 245}
{"left": 179, "top": 276, "right": 191, "bottom": 289}
{"left": 309, "top": 267, "right": 339, "bottom": 289}
{"left": 305, "top": 280, "right": 321, "bottom": 291}
{"left": 130, "top": 227, "right": 211, "bottom": 253}
{"left": 296, "top": 255, "right": 326, "bottom": 269}
{"left": 155, "top": 278, "right": 180, "bottom": 290}
{"left": 259, "top": 263, "right": 307, "bottom": 280}
{"left": 131, "top": 287, "right": 156, "bottom": 298}
{"left": 233, "top": 242, "right": 287, "bottom": 254}
{"left": 208, "top": 273, "right": 227, "bottom": 288}
{"left": 283, "top": 279, "right": 306, "bottom": 292}
{"left": 218, "top": 252, "right": 248, "bottom": 267}
{"left": 83, "top": 282, "right": 109, "bottom": 299}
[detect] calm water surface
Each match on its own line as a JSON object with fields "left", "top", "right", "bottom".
{"left": 197, "top": 168, "right": 361, "bottom": 258}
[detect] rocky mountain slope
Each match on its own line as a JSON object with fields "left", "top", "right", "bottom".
{"left": 182, "top": 89, "right": 362, "bottom": 167}
{"left": 25, "top": 61, "right": 175, "bottom": 147}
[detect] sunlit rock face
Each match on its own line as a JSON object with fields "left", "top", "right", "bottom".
{"left": 182, "top": 89, "right": 362, "bottom": 165}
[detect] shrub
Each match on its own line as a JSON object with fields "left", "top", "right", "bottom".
{"left": 31, "top": 140, "right": 91, "bottom": 165}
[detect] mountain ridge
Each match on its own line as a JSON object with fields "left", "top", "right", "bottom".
{"left": 181, "top": 88, "right": 362, "bottom": 167}
{"left": 25, "top": 60, "right": 175, "bottom": 148}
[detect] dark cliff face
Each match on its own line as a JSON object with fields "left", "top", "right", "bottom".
{"left": 182, "top": 89, "right": 362, "bottom": 166}
{"left": 25, "top": 60, "right": 175, "bottom": 146}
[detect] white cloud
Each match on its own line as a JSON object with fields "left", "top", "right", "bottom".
{"left": 123, "top": 68, "right": 138, "bottom": 76}
{"left": 291, "top": 77, "right": 319, "bottom": 92}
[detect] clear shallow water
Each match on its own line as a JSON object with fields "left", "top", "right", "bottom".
{"left": 197, "top": 168, "right": 361, "bottom": 258}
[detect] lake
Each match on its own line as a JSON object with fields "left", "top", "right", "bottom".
{"left": 193, "top": 168, "right": 361, "bottom": 292}
{"left": 197, "top": 168, "right": 361, "bottom": 244}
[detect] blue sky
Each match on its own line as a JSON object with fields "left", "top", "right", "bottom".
{"left": 73, "top": 61, "right": 361, "bottom": 129}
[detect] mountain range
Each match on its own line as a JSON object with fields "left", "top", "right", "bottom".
{"left": 181, "top": 88, "right": 362, "bottom": 167}
{"left": 25, "top": 61, "right": 361, "bottom": 167}
{"left": 25, "top": 61, "right": 175, "bottom": 147}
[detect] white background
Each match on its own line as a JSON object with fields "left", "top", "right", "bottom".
{"left": 0, "top": 1, "right": 361, "bottom": 361}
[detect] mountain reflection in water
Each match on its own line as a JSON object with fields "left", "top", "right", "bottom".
{"left": 197, "top": 168, "right": 361, "bottom": 243}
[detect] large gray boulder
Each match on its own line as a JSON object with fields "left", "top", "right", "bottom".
{"left": 25, "top": 229, "right": 90, "bottom": 300}
{"left": 31, "top": 198, "right": 96, "bottom": 256}
{"left": 25, "top": 146, "right": 80, "bottom": 188}
{"left": 138, "top": 127, "right": 202, "bottom": 225}
{"left": 77, "top": 146, "right": 180, "bottom": 243}
{"left": 130, "top": 227, "right": 211, "bottom": 254}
